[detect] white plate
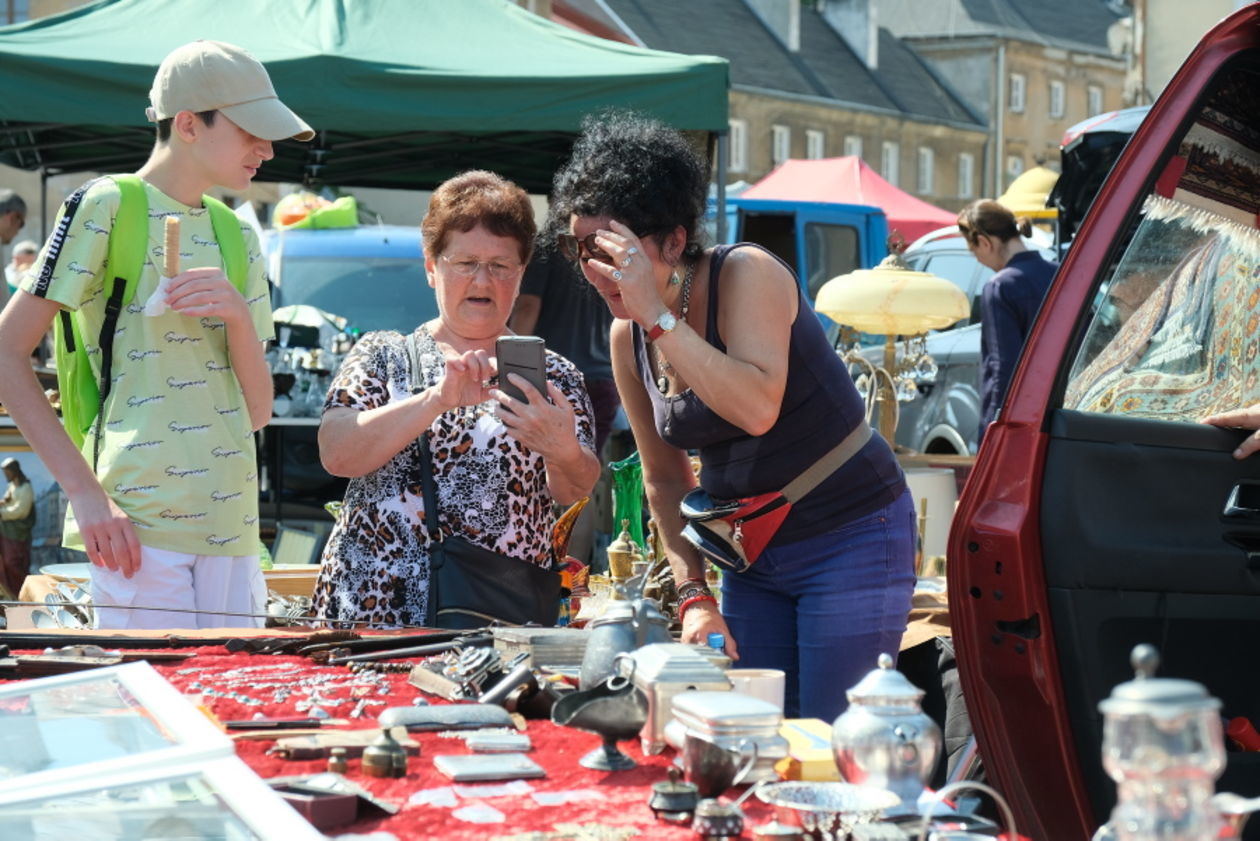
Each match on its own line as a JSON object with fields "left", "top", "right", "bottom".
{"left": 41, "top": 563, "right": 92, "bottom": 581}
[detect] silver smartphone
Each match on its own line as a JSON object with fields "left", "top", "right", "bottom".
{"left": 496, "top": 335, "right": 547, "bottom": 404}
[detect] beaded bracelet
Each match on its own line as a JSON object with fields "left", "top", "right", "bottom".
{"left": 676, "top": 581, "right": 713, "bottom": 604}
{"left": 678, "top": 593, "right": 718, "bottom": 621}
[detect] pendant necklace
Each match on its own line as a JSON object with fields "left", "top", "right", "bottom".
{"left": 655, "top": 257, "right": 697, "bottom": 395}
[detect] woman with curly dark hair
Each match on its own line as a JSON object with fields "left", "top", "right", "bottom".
{"left": 548, "top": 113, "right": 915, "bottom": 720}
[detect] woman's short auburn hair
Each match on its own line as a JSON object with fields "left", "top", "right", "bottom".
{"left": 421, "top": 170, "right": 536, "bottom": 264}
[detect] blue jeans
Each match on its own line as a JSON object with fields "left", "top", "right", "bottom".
{"left": 721, "top": 489, "right": 916, "bottom": 721}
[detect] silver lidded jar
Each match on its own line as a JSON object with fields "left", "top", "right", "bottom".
{"left": 1097, "top": 644, "right": 1224, "bottom": 841}
{"left": 830, "top": 652, "right": 940, "bottom": 815}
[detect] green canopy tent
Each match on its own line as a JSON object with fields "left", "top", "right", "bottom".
{"left": 0, "top": 0, "right": 728, "bottom": 194}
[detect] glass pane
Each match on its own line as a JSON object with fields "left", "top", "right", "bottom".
{"left": 0, "top": 677, "right": 175, "bottom": 780}
{"left": 923, "top": 252, "right": 992, "bottom": 328}
{"left": 1064, "top": 196, "right": 1256, "bottom": 420}
{"left": 803, "top": 223, "right": 859, "bottom": 301}
{"left": 276, "top": 257, "right": 435, "bottom": 336}
{"left": 0, "top": 773, "right": 260, "bottom": 841}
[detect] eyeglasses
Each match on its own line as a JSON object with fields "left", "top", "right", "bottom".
{"left": 439, "top": 254, "right": 522, "bottom": 282}
{"left": 558, "top": 229, "right": 663, "bottom": 264}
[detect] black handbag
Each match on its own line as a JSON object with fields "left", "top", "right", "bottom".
{"left": 407, "top": 332, "right": 561, "bottom": 630}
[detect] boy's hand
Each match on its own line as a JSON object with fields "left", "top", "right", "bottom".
{"left": 71, "top": 487, "right": 142, "bottom": 578}
{"left": 165, "top": 267, "right": 250, "bottom": 326}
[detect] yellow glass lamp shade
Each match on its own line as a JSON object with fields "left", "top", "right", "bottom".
{"left": 815, "top": 255, "right": 969, "bottom": 336}
{"left": 998, "top": 166, "right": 1059, "bottom": 219}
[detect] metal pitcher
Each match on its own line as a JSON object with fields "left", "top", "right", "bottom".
{"left": 578, "top": 596, "right": 671, "bottom": 689}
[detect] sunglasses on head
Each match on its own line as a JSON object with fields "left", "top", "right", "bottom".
{"left": 557, "top": 228, "right": 665, "bottom": 264}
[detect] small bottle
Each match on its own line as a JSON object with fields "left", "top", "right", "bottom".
{"left": 327, "top": 747, "right": 348, "bottom": 775}
{"left": 706, "top": 632, "right": 726, "bottom": 653}
{"left": 556, "top": 571, "right": 573, "bottom": 627}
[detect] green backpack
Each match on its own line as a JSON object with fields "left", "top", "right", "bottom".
{"left": 54, "top": 174, "right": 249, "bottom": 467}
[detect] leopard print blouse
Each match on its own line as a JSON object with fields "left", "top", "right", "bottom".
{"left": 311, "top": 326, "right": 595, "bottom": 628}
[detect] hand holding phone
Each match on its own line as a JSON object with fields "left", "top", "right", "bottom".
{"left": 495, "top": 336, "right": 548, "bottom": 405}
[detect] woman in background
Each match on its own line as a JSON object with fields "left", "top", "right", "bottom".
{"left": 958, "top": 199, "right": 1059, "bottom": 442}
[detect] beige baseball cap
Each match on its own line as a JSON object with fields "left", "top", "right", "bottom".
{"left": 147, "top": 40, "right": 314, "bottom": 142}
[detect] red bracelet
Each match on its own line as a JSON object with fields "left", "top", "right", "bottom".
{"left": 680, "top": 576, "right": 708, "bottom": 588}
{"left": 678, "top": 593, "right": 718, "bottom": 621}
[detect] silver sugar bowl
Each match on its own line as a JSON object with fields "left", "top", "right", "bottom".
{"left": 831, "top": 653, "right": 940, "bottom": 815}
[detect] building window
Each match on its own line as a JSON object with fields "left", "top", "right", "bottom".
{"left": 729, "top": 119, "right": 748, "bottom": 173}
{"left": 844, "top": 135, "right": 863, "bottom": 158}
{"left": 1009, "top": 73, "right": 1026, "bottom": 113}
{"left": 958, "top": 153, "right": 975, "bottom": 199}
{"left": 772, "top": 124, "right": 791, "bottom": 166}
{"left": 806, "top": 130, "right": 825, "bottom": 160}
{"left": 1006, "top": 154, "right": 1024, "bottom": 178}
{"left": 1, "top": 0, "right": 28, "bottom": 24}
{"left": 881, "top": 141, "right": 900, "bottom": 186}
{"left": 917, "top": 147, "right": 934, "bottom": 195}
{"left": 1049, "top": 80, "right": 1065, "bottom": 119}
{"left": 1088, "top": 85, "right": 1104, "bottom": 117}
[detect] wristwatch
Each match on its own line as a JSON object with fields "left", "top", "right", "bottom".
{"left": 645, "top": 310, "right": 678, "bottom": 342}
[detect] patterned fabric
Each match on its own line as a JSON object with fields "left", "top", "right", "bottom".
{"left": 22, "top": 179, "right": 272, "bottom": 556}
{"left": 1066, "top": 198, "right": 1260, "bottom": 419}
{"left": 312, "top": 326, "right": 594, "bottom": 628}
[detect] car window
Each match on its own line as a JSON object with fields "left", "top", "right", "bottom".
{"left": 275, "top": 256, "right": 437, "bottom": 336}
{"left": 1063, "top": 68, "right": 1260, "bottom": 421}
{"left": 803, "top": 222, "right": 859, "bottom": 301}
{"left": 922, "top": 251, "right": 993, "bottom": 328}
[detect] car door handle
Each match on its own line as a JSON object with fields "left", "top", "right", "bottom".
{"left": 1223, "top": 481, "right": 1260, "bottom": 521}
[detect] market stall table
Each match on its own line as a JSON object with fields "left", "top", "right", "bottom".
{"left": 0, "top": 634, "right": 785, "bottom": 839}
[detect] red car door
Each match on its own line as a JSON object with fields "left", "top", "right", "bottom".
{"left": 949, "top": 8, "right": 1260, "bottom": 841}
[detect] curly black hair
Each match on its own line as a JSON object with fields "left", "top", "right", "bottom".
{"left": 545, "top": 111, "right": 708, "bottom": 258}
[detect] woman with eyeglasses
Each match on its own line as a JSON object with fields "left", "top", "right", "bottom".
{"left": 548, "top": 113, "right": 914, "bottom": 720}
{"left": 312, "top": 170, "right": 600, "bottom": 628}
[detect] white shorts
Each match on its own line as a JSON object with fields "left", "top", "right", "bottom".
{"left": 89, "top": 545, "right": 266, "bottom": 630}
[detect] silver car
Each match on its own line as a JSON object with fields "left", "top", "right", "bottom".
{"left": 857, "top": 226, "right": 1054, "bottom": 455}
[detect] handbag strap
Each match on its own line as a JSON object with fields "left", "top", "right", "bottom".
{"left": 405, "top": 332, "right": 444, "bottom": 546}
{"left": 780, "top": 422, "right": 874, "bottom": 503}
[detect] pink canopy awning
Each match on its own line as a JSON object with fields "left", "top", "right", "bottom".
{"left": 740, "top": 156, "right": 957, "bottom": 243}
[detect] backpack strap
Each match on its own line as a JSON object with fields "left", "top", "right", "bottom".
{"left": 203, "top": 195, "right": 248, "bottom": 293}
{"left": 88, "top": 174, "right": 147, "bottom": 468}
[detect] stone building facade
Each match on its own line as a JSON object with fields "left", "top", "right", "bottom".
{"left": 881, "top": 0, "right": 1129, "bottom": 193}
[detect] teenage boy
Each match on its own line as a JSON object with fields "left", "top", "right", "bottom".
{"left": 0, "top": 41, "right": 313, "bottom": 629}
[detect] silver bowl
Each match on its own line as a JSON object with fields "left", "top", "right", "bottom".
{"left": 756, "top": 781, "right": 901, "bottom": 839}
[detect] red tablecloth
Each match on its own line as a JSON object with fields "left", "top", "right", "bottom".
{"left": 12, "top": 645, "right": 780, "bottom": 839}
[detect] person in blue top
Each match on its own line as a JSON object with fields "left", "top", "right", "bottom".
{"left": 958, "top": 199, "right": 1059, "bottom": 443}
{"left": 546, "top": 112, "right": 915, "bottom": 721}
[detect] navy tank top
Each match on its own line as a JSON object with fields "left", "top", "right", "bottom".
{"left": 633, "top": 243, "right": 905, "bottom": 546}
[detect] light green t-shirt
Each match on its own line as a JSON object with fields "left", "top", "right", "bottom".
{"left": 23, "top": 177, "right": 273, "bottom": 556}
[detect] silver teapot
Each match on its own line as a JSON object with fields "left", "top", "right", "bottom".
{"left": 831, "top": 652, "right": 941, "bottom": 815}
{"left": 578, "top": 594, "right": 671, "bottom": 689}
